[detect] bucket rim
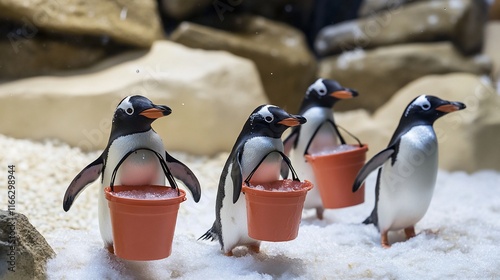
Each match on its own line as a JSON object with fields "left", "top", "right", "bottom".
{"left": 242, "top": 180, "right": 313, "bottom": 197}
{"left": 305, "top": 144, "right": 368, "bottom": 161}
{"left": 105, "top": 185, "right": 187, "bottom": 206}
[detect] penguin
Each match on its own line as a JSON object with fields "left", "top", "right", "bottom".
{"left": 199, "top": 105, "right": 306, "bottom": 256}
{"left": 63, "top": 95, "right": 201, "bottom": 253}
{"left": 352, "top": 95, "right": 466, "bottom": 248}
{"left": 283, "top": 78, "right": 358, "bottom": 219}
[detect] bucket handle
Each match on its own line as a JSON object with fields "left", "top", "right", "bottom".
{"left": 304, "top": 121, "right": 363, "bottom": 155}
{"left": 109, "top": 148, "right": 180, "bottom": 196}
{"left": 244, "top": 150, "right": 300, "bottom": 186}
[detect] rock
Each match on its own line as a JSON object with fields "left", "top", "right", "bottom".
{"left": 0, "top": 0, "right": 163, "bottom": 48}
{"left": 315, "top": 0, "right": 488, "bottom": 56}
{"left": 319, "top": 42, "right": 492, "bottom": 112}
{"left": 490, "top": 0, "right": 500, "bottom": 20}
{"left": 0, "top": 210, "right": 55, "bottom": 280}
{"left": 159, "top": 0, "right": 212, "bottom": 21}
{"left": 170, "top": 16, "right": 317, "bottom": 111}
{"left": 483, "top": 22, "right": 500, "bottom": 83}
{"left": 0, "top": 40, "right": 267, "bottom": 155}
{"left": 373, "top": 73, "right": 500, "bottom": 172}
{"left": 0, "top": 35, "right": 107, "bottom": 80}
{"left": 358, "top": 0, "right": 418, "bottom": 17}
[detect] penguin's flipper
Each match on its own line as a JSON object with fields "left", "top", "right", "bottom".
{"left": 63, "top": 157, "right": 104, "bottom": 211}
{"left": 352, "top": 148, "right": 394, "bottom": 192}
{"left": 283, "top": 126, "right": 300, "bottom": 155}
{"left": 164, "top": 151, "right": 201, "bottom": 202}
{"left": 231, "top": 151, "right": 243, "bottom": 204}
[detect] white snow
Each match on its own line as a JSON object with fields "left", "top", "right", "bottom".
{"left": 310, "top": 144, "right": 359, "bottom": 156}
{"left": 112, "top": 189, "right": 179, "bottom": 199}
{"left": 45, "top": 169, "right": 500, "bottom": 279}
{"left": 1, "top": 135, "right": 500, "bottom": 279}
{"left": 248, "top": 179, "right": 307, "bottom": 192}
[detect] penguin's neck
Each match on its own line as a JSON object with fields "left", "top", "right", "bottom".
{"left": 109, "top": 121, "right": 153, "bottom": 144}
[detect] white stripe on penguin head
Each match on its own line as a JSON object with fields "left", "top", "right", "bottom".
{"left": 117, "top": 96, "right": 134, "bottom": 115}
{"left": 405, "top": 95, "right": 429, "bottom": 117}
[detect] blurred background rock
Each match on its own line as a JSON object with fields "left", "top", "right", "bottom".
{"left": 0, "top": 0, "right": 499, "bottom": 172}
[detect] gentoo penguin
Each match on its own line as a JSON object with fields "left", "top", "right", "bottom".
{"left": 63, "top": 95, "right": 201, "bottom": 253}
{"left": 283, "top": 78, "right": 358, "bottom": 219}
{"left": 200, "top": 105, "right": 306, "bottom": 256}
{"left": 352, "top": 95, "right": 465, "bottom": 248}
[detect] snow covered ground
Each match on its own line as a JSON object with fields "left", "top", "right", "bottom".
{"left": 1, "top": 135, "right": 500, "bottom": 279}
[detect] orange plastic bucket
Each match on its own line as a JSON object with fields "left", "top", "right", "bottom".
{"left": 105, "top": 185, "right": 186, "bottom": 261}
{"left": 305, "top": 144, "right": 368, "bottom": 209}
{"left": 242, "top": 180, "right": 313, "bottom": 242}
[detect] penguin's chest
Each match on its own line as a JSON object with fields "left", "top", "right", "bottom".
{"left": 241, "top": 137, "right": 284, "bottom": 183}
{"left": 103, "top": 130, "right": 166, "bottom": 187}
{"left": 378, "top": 126, "right": 438, "bottom": 230}
{"left": 299, "top": 108, "right": 338, "bottom": 155}
{"left": 220, "top": 137, "right": 283, "bottom": 244}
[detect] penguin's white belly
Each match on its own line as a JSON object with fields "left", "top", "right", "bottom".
{"left": 118, "top": 149, "right": 164, "bottom": 186}
{"left": 289, "top": 149, "right": 322, "bottom": 209}
{"left": 219, "top": 137, "right": 283, "bottom": 252}
{"left": 291, "top": 107, "right": 338, "bottom": 209}
{"left": 99, "top": 130, "right": 166, "bottom": 245}
{"left": 377, "top": 126, "right": 438, "bottom": 232}
{"left": 220, "top": 162, "right": 254, "bottom": 252}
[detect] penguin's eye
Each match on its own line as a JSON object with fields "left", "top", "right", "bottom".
{"left": 421, "top": 103, "right": 431, "bottom": 110}
{"left": 318, "top": 89, "right": 326, "bottom": 95}
{"left": 125, "top": 107, "right": 134, "bottom": 115}
{"left": 265, "top": 116, "right": 273, "bottom": 123}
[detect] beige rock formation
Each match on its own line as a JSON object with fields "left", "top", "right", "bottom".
{"left": 316, "top": 0, "right": 487, "bottom": 55}
{"left": 0, "top": 0, "right": 163, "bottom": 48}
{"left": 0, "top": 41, "right": 267, "bottom": 155}
{"left": 171, "top": 16, "right": 317, "bottom": 111}
{"left": 319, "top": 42, "right": 492, "bottom": 112}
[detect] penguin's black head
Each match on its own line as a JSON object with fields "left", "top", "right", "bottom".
{"left": 246, "top": 105, "right": 307, "bottom": 138}
{"left": 402, "top": 95, "right": 466, "bottom": 124}
{"left": 302, "top": 78, "right": 358, "bottom": 110}
{"left": 112, "top": 95, "right": 171, "bottom": 134}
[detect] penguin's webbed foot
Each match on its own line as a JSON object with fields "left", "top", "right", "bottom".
{"left": 381, "top": 231, "right": 391, "bottom": 249}
{"left": 316, "top": 207, "right": 324, "bottom": 220}
{"left": 404, "top": 226, "right": 416, "bottom": 240}
{"left": 106, "top": 244, "right": 114, "bottom": 254}
{"left": 248, "top": 244, "right": 260, "bottom": 254}
{"left": 224, "top": 251, "right": 234, "bottom": 257}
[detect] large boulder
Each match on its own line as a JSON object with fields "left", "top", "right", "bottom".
{"left": 170, "top": 15, "right": 317, "bottom": 111}
{"left": 0, "top": 40, "right": 267, "bottom": 155}
{"left": 337, "top": 73, "right": 500, "bottom": 172}
{"left": 159, "top": 0, "right": 212, "bottom": 21}
{"left": 0, "top": 210, "right": 55, "bottom": 280}
{"left": 0, "top": 0, "right": 163, "bottom": 48}
{"left": 316, "top": 0, "right": 488, "bottom": 56}
{"left": 0, "top": 35, "right": 107, "bottom": 80}
{"left": 319, "top": 42, "right": 492, "bottom": 112}
{"left": 491, "top": 0, "right": 500, "bottom": 20}
{"left": 358, "top": 0, "right": 418, "bottom": 17}
{"left": 483, "top": 22, "right": 500, "bottom": 83}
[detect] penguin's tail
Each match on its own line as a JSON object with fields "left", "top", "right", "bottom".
{"left": 362, "top": 215, "right": 374, "bottom": 225}
{"left": 198, "top": 223, "right": 218, "bottom": 242}
{"left": 362, "top": 208, "right": 378, "bottom": 227}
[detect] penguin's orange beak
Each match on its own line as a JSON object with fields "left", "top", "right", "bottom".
{"left": 331, "top": 90, "right": 356, "bottom": 99}
{"left": 436, "top": 104, "right": 461, "bottom": 113}
{"left": 278, "top": 115, "right": 306, "bottom": 127}
{"left": 140, "top": 108, "right": 168, "bottom": 119}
